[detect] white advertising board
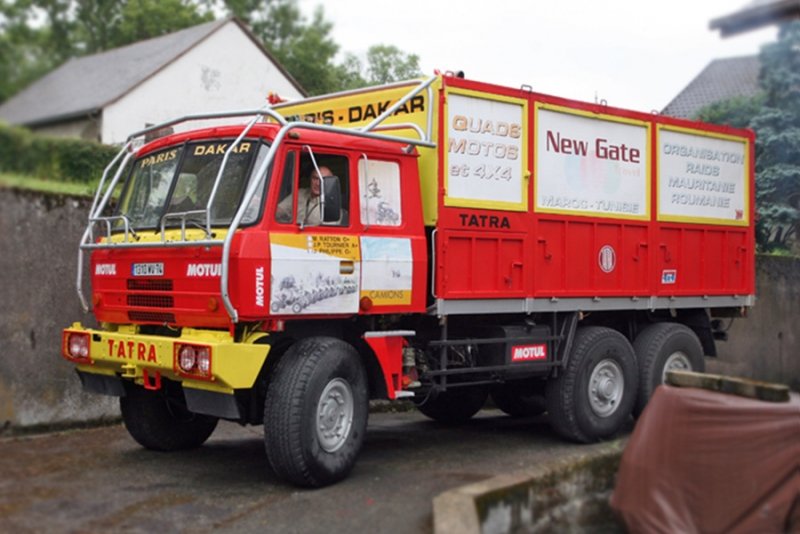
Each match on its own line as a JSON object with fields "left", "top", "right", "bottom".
{"left": 445, "top": 91, "right": 527, "bottom": 210}
{"left": 658, "top": 127, "right": 749, "bottom": 225}
{"left": 535, "top": 106, "right": 649, "bottom": 220}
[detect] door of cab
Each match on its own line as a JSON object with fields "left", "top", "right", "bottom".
{"left": 356, "top": 154, "right": 426, "bottom": 313}
{"left": 268, "top": 149, "right": 361, "bottom": 316}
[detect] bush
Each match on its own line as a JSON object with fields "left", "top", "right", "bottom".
{"left": 0, "top": 122, "right": 119, "bottom": 183}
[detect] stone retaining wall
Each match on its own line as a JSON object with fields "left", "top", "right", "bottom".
{"left": 0, "top": 187, "right": 797, "bottom": 431}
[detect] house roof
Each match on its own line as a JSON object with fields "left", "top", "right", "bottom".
{"left": 661, "top": 56, "right": 762, "bottom": 118}
{"left": 711, "top": 0, "right": 800, "bottom": 37}
{"left": 0, "top": 18, "right": 306, "bottom": 127}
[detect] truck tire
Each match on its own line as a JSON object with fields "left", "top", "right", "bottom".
{"left": 120, "top": 385, "right": 218, "bottom": 451}
{"left": 633, "top": 322, "right": 705, "bottom": 416}
{"left": 264, "top": 337, "right": 368, "bottom": 488}
{"left": 416, "top": 386, "right": 488, "bottom": 424}
{"left": 490, "top": 381, "right": 546, "bottom": 417}
{"left": 546, "top": 327, "right": 637, "bottom": 443}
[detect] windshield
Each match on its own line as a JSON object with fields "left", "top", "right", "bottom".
{"left": 116, "top": 140, "right": 269, "bottom": 230}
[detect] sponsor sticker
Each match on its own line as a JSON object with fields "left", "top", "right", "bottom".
{"left": 131, "top": 263, "right": 164, "bottom": 277}
{"left": 255, "top": 266, "right": 265, "bottom": 307}
{"left": 510, "top": 344, "right": 548, "bottom": 362}
{"left": 186, "top": 263, "right": 221, "bottom": 277}
{"left": 661, "top": 269, "right": 677, "bottom": 284}
{"left": 95, "top": 263, "right": 117, "bottom": 276}
{"left": 598, "top": 245, "right": 616, "bottom": 273}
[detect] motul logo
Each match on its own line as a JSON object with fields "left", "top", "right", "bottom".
{"left": 186, "top": 263, "right": 221, "bottom": 277}
{"left": 511, "top": 344, "right": 547, "bottom": 362}
{"left": 255, "top": 267, "right": 265, "bottom": 307}
{"left": 95, "top": 263, "right": 116, "bottom": 275}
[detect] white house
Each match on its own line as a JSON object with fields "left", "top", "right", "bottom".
{"left": 0, "top": 18, "right": 306, "bottom": 144}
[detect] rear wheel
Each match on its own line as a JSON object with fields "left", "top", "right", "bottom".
{"left": 416, "top": 385, "right": 488, "bottom": 424}
{"left": 120, "top": 385, "right": 218, "bottom": 451}
{"left": 490, "top": 380, "right": 546, "bottom": 417}
{"left": 633, "top": 322, "right": 705, "bottom": 416}
{"left": 546, "top": 327, "right": 638, "bottom": 443}
{"left": 264, "top": 337, "right": 368, "bottom": 488}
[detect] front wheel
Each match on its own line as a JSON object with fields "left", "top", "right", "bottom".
{"left": 546, "top": 327, "right": 638, "bottom": 443}
{"left": 633, "top": 322, "right": 705, "bottom": 416}
{"left": 120, "top": 385, "right": 218, "bottom": 451}
{"left": 264, "top": 337, "right": 368, "bottom": 488}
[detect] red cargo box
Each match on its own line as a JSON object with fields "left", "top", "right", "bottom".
{"left": 434, "top": 77, "right": 755, "bottom": 311}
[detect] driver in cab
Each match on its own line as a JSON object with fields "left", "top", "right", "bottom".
{"left": 277, "top": 166, "right": 331, "bottom": 226}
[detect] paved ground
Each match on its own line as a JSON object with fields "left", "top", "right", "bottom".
{"left": 0, "top": 408, "right": 621, "bottom": 533}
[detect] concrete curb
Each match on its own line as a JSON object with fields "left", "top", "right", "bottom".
{"left": 432, "top": 439, "right": 626, "bottom": 533}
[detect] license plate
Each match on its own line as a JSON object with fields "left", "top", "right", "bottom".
{"left": 132, "top": 263, "right": 164, "bottom": 277}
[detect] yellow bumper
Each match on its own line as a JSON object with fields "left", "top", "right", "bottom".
{"left": 65, "top": 324, "right": 270, "bottom": 394}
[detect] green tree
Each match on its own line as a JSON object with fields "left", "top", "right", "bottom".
{"left": 0, "top": 0, "right": 212, "bottom": 103}
{"left": 695, "top": 95, "right": 764, "bottom": 129}
{"left": 0, "top": 0, "right": 70, "bottom": 101}
{"left": 223, "top": 0, "right": 341, "bottom": 95}
{"left": 331, "top": 45, "right": 422, "bottom": 91}
{"left": 223, "top": 0, "right": 422, "bottom": 94}
{"left": 365, "top": 44, "right": 421, "bottom": 85}
{"left": 750, "top": 22, "right": 800, "bottom": 251}
{"left": 1, "top": 0, "right": 425, "bottom": 102}
{"left": 114, "top": 0, "right": 212, "bottom": 47}
{"left": 695, "top": 21, "right": 800, "bottom": 251}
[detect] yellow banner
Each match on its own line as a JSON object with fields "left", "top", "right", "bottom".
{"left": 360, "top": 289, "right": 412, "bottom": 306}
{"left": 271, "top": 233, "right": 360, "bottom": 260}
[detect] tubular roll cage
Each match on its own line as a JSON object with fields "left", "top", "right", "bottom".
{"left": 76, "top": 76, "right": 439, "bottom": 322}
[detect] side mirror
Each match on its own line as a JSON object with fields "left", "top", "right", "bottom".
{"left": 321, "top": 175, "right": 342, "bottom": 224}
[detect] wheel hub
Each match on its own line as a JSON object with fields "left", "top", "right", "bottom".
{"left": 588, "top": 359, "right": 624, "bottom": 417}
{"left": 316, "top": 378, "right": 354, "bottom": 453}
{"left": 662, "top": 351, "right": 692, "bottom": 383}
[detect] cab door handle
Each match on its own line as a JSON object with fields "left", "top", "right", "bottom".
{"left": 340, "top": 260, "right": 355, "bottom": 275}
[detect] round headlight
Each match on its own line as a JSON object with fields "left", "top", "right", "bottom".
{"left": 69, "top": 334, "right": 89, "bottom": 359}
{"left": 196, "top": 347, "right": 211, "bottom": 375}
{"left": 178, "top": 345, "right": 196, "bottom": 372}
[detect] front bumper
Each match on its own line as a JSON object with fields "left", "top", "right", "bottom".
{"left": 62, "top": 323, "right": 270, "bottom": 395}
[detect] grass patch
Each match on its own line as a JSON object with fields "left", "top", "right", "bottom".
{"left": 0, "top": 173, "right": 96, "bottom": 197}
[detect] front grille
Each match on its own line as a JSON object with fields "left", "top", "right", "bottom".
{"left": 128, "top": 311, "right": 176, "bottom": 323}
{"left": 127, "top": 295, "right": 174, "bottom": 308}
{"left": 127, "top": 279, "right": 174, "bottom": 291}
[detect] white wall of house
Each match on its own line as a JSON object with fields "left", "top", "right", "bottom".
{"left": 102, "top": 21, "right": 303, "bottom": 144}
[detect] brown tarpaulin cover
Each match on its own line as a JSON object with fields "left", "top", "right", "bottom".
{"left": 610, "top": 385, "right": 800, "bottom": 533}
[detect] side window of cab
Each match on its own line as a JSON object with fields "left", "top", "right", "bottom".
{"left": 358, "top": 158, "right": 402, "bottom": 227}
{"left": 275, "top": 151, "right": 350, "bottom": 227}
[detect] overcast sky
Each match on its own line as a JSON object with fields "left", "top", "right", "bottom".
{"left": 299, "top": 0, "right": 777, "bottom": 113}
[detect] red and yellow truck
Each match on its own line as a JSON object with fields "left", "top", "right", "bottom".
{"left": 62, "top": 74, "right": 755, "bottom": 487}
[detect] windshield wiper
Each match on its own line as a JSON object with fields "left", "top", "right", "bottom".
{"left": 160, "top": 210, "right": 214, "bottom": 241}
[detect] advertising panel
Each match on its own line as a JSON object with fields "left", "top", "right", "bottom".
{"left": 270, "top": 234, "right": 360, "bottom": 315}
{"left": 535, "top": 105, "right": 650, "bottom": 220}
{"left": 444, "top": 89, "right": 528, "bottom": 211}
{"left": 360, "top": 237, "right": 413, "bottom": 306}
{"left": 657, "top": 126, "right": 749, "bottom": 225}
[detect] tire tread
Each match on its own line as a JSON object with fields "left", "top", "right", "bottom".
{"left": 264, "top": 337, "right": 366, "bottom": 487}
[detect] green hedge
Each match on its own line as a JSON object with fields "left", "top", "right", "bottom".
{"left": 0, "top": 122, "right": 119, "bottom": 183}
